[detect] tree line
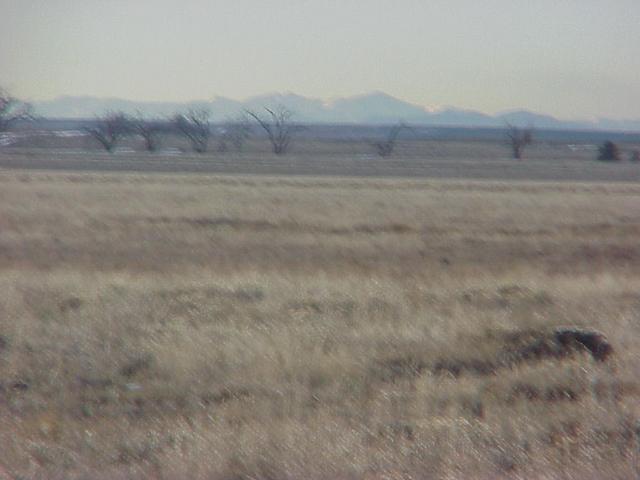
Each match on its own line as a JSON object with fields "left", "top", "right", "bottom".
{"left": 82, "top": 106, "right": 300, "bottom": 155}
{"left": 0, "top": 88, "right": 638, "bottom": 161}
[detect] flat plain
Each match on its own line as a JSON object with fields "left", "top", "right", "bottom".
{"left": 1, "top": 142, "right": 640, "bottom": 479}
{"left": 1, "top": 137, "right": 640, "bottom": 182}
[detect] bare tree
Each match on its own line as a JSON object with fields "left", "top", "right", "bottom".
{"left": 246, "top": 105, "right": 301, "bottom": 155}
{"left": 373, "top": 122, "right": 410, "bottom": 158}
{"left": 217, "top": 114, "right": 251, "bottom": 152}
{"left": 505, "top": 123, "right": 533, "bottom": 160}
{"left": 131, "top": 112, "right": 166, "bottom": 152}
{"left": 0, "top": 89, "right": 33, "bottom": 133}
{"left": 85, "top": 111, "right": 132, "bottom": 153}
{"left": 173, "top": 108, "right": 211, "bottom": 153}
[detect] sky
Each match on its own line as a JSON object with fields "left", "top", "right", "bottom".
{"left": 1, "top": 0, "right": 639, "bottom": 120}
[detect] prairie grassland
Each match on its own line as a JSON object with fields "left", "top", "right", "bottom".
{"left": 1, "top": 169, "right": 640, "bottom": 479}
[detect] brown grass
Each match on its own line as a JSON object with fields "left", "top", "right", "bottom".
{"left": 1, "top": 167, "right": 640, "bottom": 479}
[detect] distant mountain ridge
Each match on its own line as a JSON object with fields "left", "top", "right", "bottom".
{"left": 32, "top": 92, "right": 640, "bottom": 131}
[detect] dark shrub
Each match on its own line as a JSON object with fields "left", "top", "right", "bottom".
{"left": 598, "top": 141, "right": 620, "bottom": 161}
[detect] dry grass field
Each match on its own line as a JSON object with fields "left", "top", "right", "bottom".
{"left": 1, "top": 133, "right": 640, "bottom": 181}
{"left": 1, "top": 160, "right": 640, "bottom": 478}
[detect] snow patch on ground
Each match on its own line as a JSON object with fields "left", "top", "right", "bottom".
{"left": 52, "top": 130, "right": 87, "bottom": 138}
{"left": 0, "top": 133, "right": 17, "bottom": 146}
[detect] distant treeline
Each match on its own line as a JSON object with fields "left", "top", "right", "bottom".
{"left": 24, "top": 118, "right": 640, "bottom": 144}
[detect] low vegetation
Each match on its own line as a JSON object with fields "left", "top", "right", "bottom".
{"left": 598, "top": 140, "right": 621, "bottom": 162}
{"left": 0, "top": 170, "right": 639, "bottom": 478}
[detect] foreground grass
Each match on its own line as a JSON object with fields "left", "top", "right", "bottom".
{"left": 1, "top": 170, "right": 640, "bottom": 479}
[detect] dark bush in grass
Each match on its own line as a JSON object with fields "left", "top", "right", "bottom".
{"left": 598, "top": 141, "right": 620, "bottom": 162}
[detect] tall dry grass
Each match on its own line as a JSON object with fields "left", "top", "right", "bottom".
{"left": 0, "top": 169, "right": 639, "bottom": 479}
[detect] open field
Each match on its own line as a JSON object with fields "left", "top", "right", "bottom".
{"left": 1, "top": 159, "right": 640, "bottom": 479}
{"left": 1, "top": 133, "right": 640, "bottom": 182}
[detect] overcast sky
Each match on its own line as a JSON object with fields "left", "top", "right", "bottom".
{"left": 1, "top": 0, "right": 639, "bottom": 119}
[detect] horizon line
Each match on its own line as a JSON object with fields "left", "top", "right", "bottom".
{"left": 27, "top": 90, "right": 637, "bottom": 124}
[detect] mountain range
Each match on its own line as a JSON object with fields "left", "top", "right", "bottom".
{"left": 32, "top": 92, "right": 640, "bottom": 132}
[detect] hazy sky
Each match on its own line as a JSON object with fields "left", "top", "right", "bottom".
{"left": 2, "top": 0, "right": 639, "bottom": 119}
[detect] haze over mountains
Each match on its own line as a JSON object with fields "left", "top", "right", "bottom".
{"left": 33, "top": 92, "right": 640, "bottom": 132}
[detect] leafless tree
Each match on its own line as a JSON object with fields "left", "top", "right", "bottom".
{"left": 0, "top": 89, "right": 33, "bottom": 133}
{"left": 173, "top": 108, "right": 211, "bottom": 153}
{"left": 85, "top": 111, "right": 133, "bottom": 153}
{"left": 246, "top": 105, "right": 301, "bottom": 155}
{"left": 505, "top": 123, "right": 533, "bottom": 160}
{"left": 131, "top": 112, "right": 166, "bottom": 152}
{"left": 373, "top": 122, "right": 410, "bottom": 158}
{"left": 217, "top": 114, "right": 251, "bottom": 152}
